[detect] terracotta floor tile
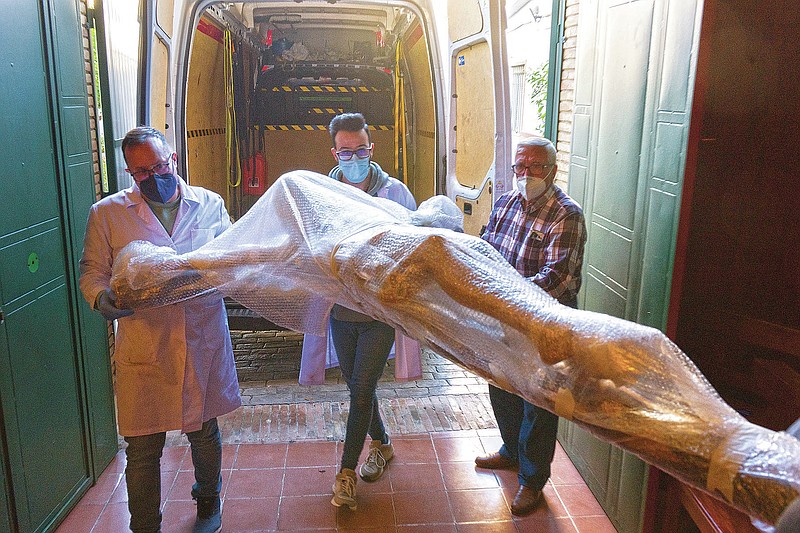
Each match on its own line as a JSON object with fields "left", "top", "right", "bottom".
{"left": 169, "top": 471, "right": 198, "bottom": 501}
{"left": 161, "top": 499, "right": 197, "bottom": 532}
{"left": 340, "top": 526, "right": 397, "bottom": 533}
{"left": 396, "top": 525, "right": 457, "bottom": 533}
{"left": 478, "top": 434, "right": 505, "bottom": 456}
{"left": 541, "top": 484, "right": 569, "bottom": 518}
{"left": 356, "top": 466, "right": 393, "bottom": 495}
{"left": 222, "top": 444, "right": 238, "bottom": 470}
{"left": 59, "top": 429, "right": 608, "bottom": 533}
{"left": 492, "top": 468, "right": 521, "bottom": 492}
{"left": 221, "top": 497, "right": 280, "bottom": 531}
{"left": 433, "top": 436, "right": 486, "bottom": 463}
{"left": 440, "top": 462, "right": 500, "bottom": 491}
{"left": 553, "top": 443, "right": 569, "bottom": 461}
{"left": 161, "top": 446, "right": 188, "bottom": 472}
{"left": 286, "top": 440, "right": 338, "bottom": 467}
{"left": 572, "top": 515, "right": 618, "bottom": 533}
{"left": 513, "top": 514, "right": 579, "bottom": 532}
{"left": 91, "top": 502, "right": 131, "bottom": 533}
{"left": 554, "top": 485, "right": 607, "bottom": 517}
{"left": 457, "top": 521, "right": 517, "bottom": 532}
{"left": 226, "top": 468, "right": 283, "bottom": 499}
{"left": 432, "top": 430, "right": 480, "bottom": 439}
{"left": 282, "top": 466, "right": 338, "bottom": 496}
{"left": 236, "top": 443, "right": 288, "bottom": 469}
{"left": 177, "top": 443, "right": 239, "bottom": 471}
{"left": 106, "top": 450, "right": 127, "bottom": 473}
{"left": 550, "top": 457, "right": 587, "bottom": 485}
{"left": 109, "top": 474, "right": 127, "bottom": 503}
{"left": 79, "top": 471, "right": 122, "bottom": 504}
{"left": 335, "top": 492, "right": 394, "bottom": 529}
{"left": 390, "top": 462, "right": 445, "bottom": 493}
{"left": 448, "top": 487, "right": 513, "bottom": 523}
{"left": 54, "top": 502, "right": 104, "bottom": 533}
{"left": 390, "top": 437, "right": 437, "bottom": 464}
{"left": 393, "top": 490, "right": 453, "bottom": 525}
{"left": 277, "top": 494, "right": 337, "bottom": 530}
{"left": 160, "top": 469, "right": 179, "bottom": 503}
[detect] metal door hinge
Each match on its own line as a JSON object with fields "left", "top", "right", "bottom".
{"left": 0, "top": 308, "right": 4, "bottom": 325}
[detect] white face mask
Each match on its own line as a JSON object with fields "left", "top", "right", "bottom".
{"left": 515, "top": 167, "right": 553, "bottom": 201}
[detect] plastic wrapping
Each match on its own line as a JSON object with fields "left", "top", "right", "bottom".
{"left": 111, "top": 171, "right": 799, "bottom": 524}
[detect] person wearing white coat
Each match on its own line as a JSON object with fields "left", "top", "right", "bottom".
{"left": 79, "top": 127, "right": 240, "bottom": 533}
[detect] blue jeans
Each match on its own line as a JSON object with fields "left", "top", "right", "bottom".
{"left": 329, "top": 317, "right": 396, "bottom": 471}
{"left": 124, "top": 418, "right": 222, "bottom": 533}
{"left": 488, "top": 384, "right": 558, "bottom": 491}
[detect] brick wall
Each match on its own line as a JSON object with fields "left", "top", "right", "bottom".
{"left": 231, "top": 330, "right": 305, "bottom": 382}
{"left": 80, "top": 0, "right": 118, "bottom": 374}
{"left": 554, "top": 0, "right": 579, "bottom": 189}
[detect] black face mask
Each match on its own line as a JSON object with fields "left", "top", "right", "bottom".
{"left": 139, "top": 172, "right": 177, "bottom": 203}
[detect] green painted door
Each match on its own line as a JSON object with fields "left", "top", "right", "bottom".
{"left": 564, "top": 0, "right": 703, "bottom": 531}
{"left": 51, "top": 0, "right": 120, "bottom": 475}
{"left": 0, "top": 0, "right": 116, "bottom": 530}
{"left": 0, "top": 409, "right": 11, "bottom": 532}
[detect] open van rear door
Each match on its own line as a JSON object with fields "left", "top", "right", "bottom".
{"left": 140, "top": 0, "right": 176, "bottom": 147}
{"left": 445, "top": 0, "right": 511, "bottom": 235}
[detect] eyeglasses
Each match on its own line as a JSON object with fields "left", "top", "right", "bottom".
{"left": 127, "top": 158, "right": 173, "bottom": 179}
{"left": 512, "top": 163, "right": 554, "bottom": 176}
{"left": 335, "top": 147, "right": 371, "bottom": 161}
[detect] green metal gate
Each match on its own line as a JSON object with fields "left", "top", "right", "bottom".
{"left": 0, "top": 1, "right": 117, "bottom": 531}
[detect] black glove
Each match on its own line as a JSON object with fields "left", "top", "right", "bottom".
{"left": 95, "top": 288, "right": 134, "bottom": 321}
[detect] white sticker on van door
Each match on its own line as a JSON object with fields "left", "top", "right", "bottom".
{"left": 458, "top": 55, "right": 465, "bottom": 66}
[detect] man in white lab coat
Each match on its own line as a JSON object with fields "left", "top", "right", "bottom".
{"left": 79, "top": 127, "right": 240, "bottom": 533}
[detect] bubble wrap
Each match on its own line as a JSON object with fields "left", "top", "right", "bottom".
{"left": 111, "top": 170, "right": 799, "bottom": 524}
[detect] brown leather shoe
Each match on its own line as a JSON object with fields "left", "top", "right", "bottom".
{"left": 510, "top": 485, "right": 542, "bottom": 516}
{"left": 474, "top": 452, "right": 518, "bottom": 470}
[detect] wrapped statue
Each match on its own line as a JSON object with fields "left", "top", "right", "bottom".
{"left": 111, "top": 171, "right": 800, "bottom": 525}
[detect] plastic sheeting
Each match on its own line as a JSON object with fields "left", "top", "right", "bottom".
{"left": 112, "top": 170, "right": 799, "bottom": 524}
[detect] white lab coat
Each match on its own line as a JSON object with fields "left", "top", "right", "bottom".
{"left": 79, "top": 178, "right": 241, "bottom": 436}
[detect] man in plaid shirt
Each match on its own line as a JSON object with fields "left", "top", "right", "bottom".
{"left": 475, "top": 137, "right": 587, "bottom": 516}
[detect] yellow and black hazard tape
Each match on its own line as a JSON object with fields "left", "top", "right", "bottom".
{"left": 187, "top": 127, "right": 225, "bottom": 138}
{"left": 310, "top": 108, "right": 345, "bottom": 115}
{"left": 262, "top": 125, "right": 394, "bottom": 131}
{"left": 263, "top": 125, "right": 328, "bottom": 131}
{"left": 267, "top": 85, "right": 388, "bottom": 93}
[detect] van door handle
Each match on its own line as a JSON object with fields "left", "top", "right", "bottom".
{"left": 0, "top": 307, "right": 4, "bottom": 325}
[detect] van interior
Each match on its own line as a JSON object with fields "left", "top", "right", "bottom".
{"left": 180, "top": 2, "right": 439, "bottom": 220}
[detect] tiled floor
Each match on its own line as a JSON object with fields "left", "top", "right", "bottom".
{"left": 56, "top": 430, "right": 617, "bottom": 532}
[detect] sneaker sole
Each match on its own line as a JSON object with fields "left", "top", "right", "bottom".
{"left": 330, "top": 495, "right": 357, "bottom": 510}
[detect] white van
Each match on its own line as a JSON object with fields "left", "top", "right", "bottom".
{"left": 121, "top": 0, "right": 513, "bottom": 235}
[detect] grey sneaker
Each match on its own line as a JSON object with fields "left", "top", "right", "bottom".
{"left": 331, "top": 468, "right": 358, "bottom": 510}
{"left": 193, "top": 496, "right": 222, "bottom": 533}
{"left": 359, "top": 439, "right": 394, "bottom": 482}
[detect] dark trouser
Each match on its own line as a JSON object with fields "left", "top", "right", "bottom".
{"left": 330, "top": 316, "right": 396, "bottom": 471}
{"left": 124, "top": 418, "right": 222, "bottom": 533}
{"left": 488, "top": 384, "right": 558, "bottom": 490}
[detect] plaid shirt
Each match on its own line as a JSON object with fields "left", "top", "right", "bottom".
{"left": 482, "top": 185, "right": 587, "bottom": 306}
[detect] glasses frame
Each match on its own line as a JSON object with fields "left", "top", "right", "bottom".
{"left": 511, "top": 163, "right": 554, "bottom": 176}
{"left": 127, "top": 156, "right": 173, "bottom": 179}
{"left": 335, "top": 147, "right": 372, "bottom": 161}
